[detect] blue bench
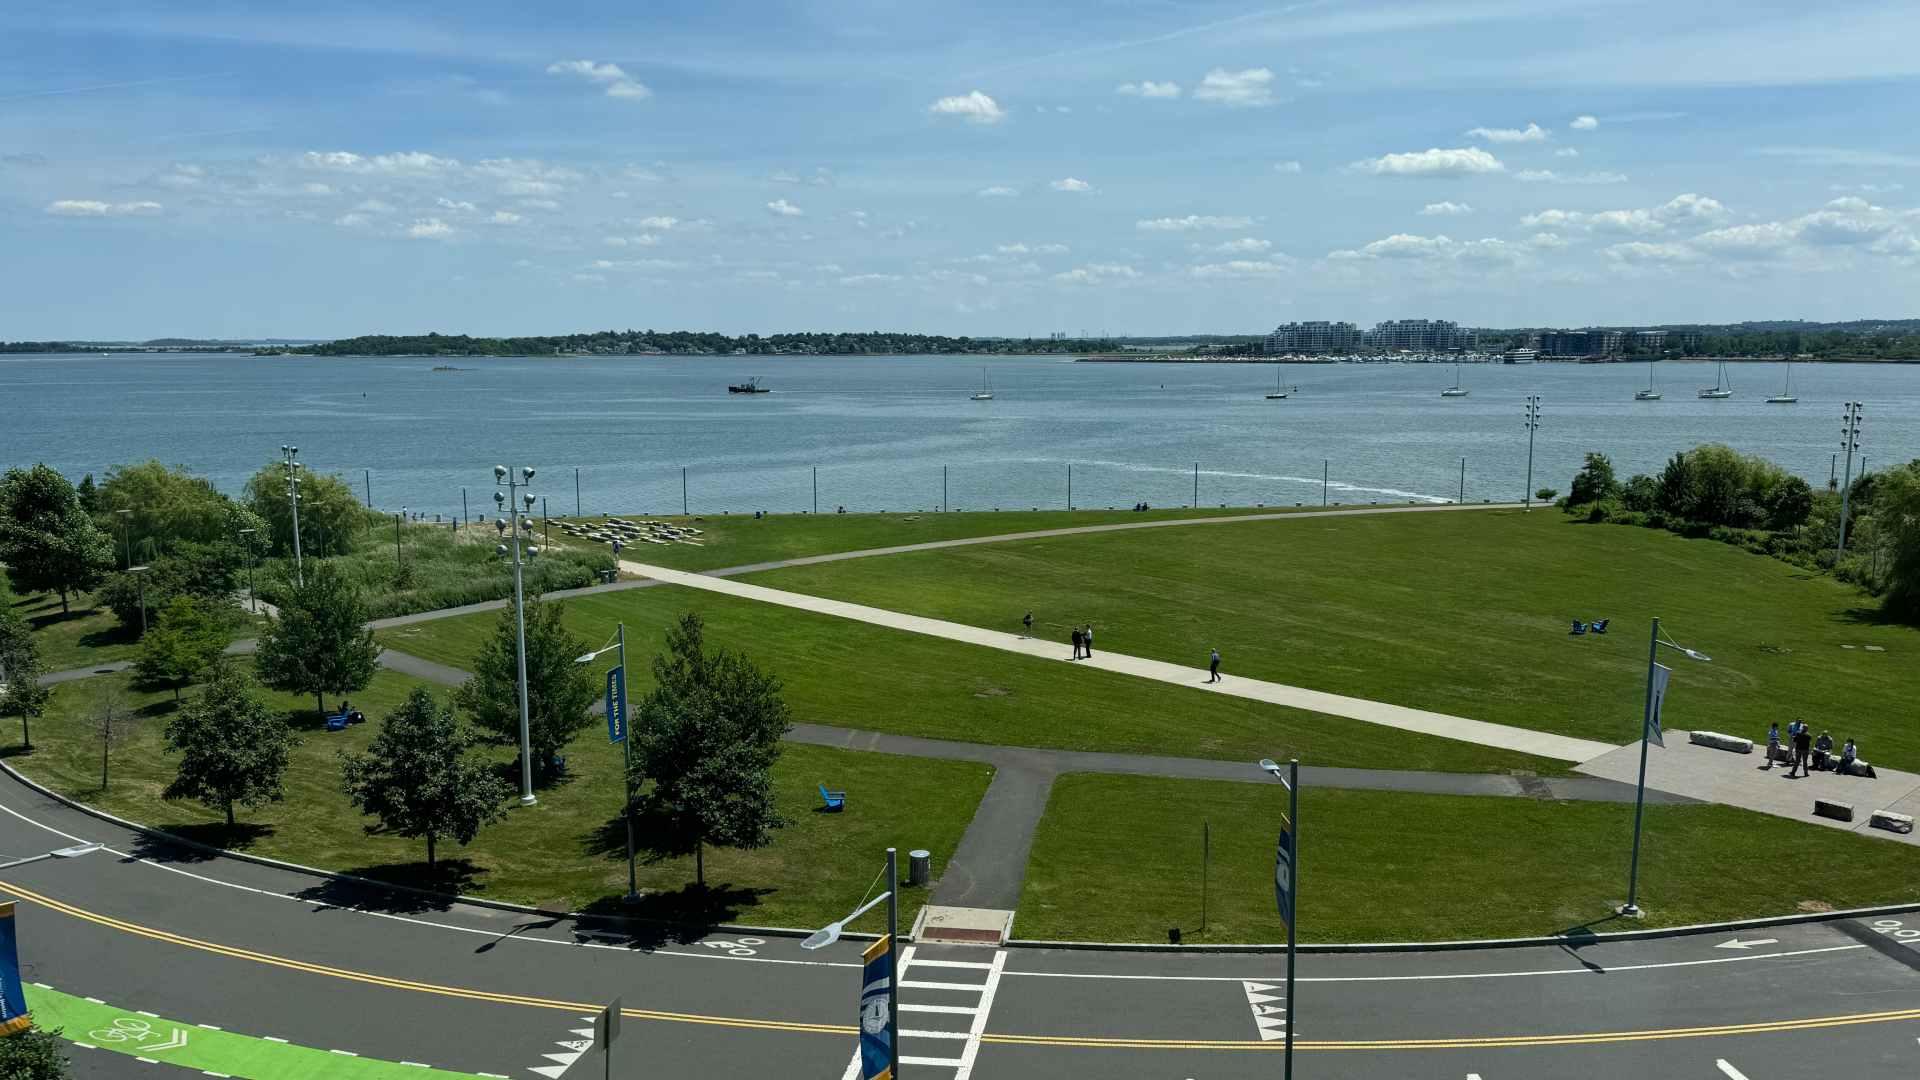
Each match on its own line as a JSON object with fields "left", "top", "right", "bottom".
{"left": 819, "top": 784, "right": 846, "bottom": 812}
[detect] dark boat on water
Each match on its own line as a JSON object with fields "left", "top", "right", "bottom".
{"left": 728, "top": 376, "right": 770, "bottom": 394}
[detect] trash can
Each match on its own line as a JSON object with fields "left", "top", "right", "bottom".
{"left": 908, "top": 849, "right": 931, "bottom": 887}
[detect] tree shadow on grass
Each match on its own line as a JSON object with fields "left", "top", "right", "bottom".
{"left": 291, "top": 858, "right": 489, "bottom": 915}
{"left": 127, "top": 821, "right": 276, "bottom": 865}
{"left": 1832, "top": 604, "right": 1906, "bottom": 629}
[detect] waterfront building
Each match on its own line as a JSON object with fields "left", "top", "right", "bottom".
{"left": 1365, "top": 319, "right": 1477, "bottom": 352}
{"left": 1264, "top": 320, "right": 1361, "bottom": 354}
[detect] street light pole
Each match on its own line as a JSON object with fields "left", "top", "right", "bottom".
{"left": 238, "top": 529, "right": 258, "bottom": 614}
{"left": 1622, "top": 617, "right": 1660, "bottom": 918}
{"left": 115, "top": 508, "right": 133, "bottom": 570}
{"left": 1523, "top": 396, "right": 1542, "bottom": 511}
{"left": 495, "top": 465, "right": 540, "bottom": 806}
{"left": 887, "top": 846, "right": 900, "bottom": 1080}
{"left": 129, "top": 565, "right": 149, "bottom": 635}
{"left": 1837, "top": 402, "right": 1864, "bottom": 560}
{"left": 280, "top": 445, "right": 304, "bottom": 587}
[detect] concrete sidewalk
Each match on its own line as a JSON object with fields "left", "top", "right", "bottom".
{"left": 1577, "top": 733, "right": 1920, "bottom": 847}
{"left": 620, "top": 558, "right": 1617, "bottom": 764}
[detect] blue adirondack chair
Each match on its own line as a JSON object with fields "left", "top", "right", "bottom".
{"left": 1569, "top": 621, "right": 1588, "bottom": 636}
{"left": 1591, "top": 619, "right": 1610, "bottom": 634}
{"left": 818, "top": 784, "right": 847, "bottom": 812}
{"left": 325, "top": 709, "right": 351, "bottom": 732}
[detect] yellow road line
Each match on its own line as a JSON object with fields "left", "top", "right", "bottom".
{"left": 6, "top": 877, "right": 1917, "bottom": 1053}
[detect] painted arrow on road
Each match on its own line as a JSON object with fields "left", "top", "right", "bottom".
{"left": 145, "top": 1027, "right": 189, "bottom": 1052}
{"left": 1242, "top": 981, "right": 1288, "bottom": 1042}
{"left": 1715, "top": 938, "right": 1780, "bottom": 950}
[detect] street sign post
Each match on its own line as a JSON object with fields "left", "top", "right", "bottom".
{"left": 593, "top": 997, "right": 621, "bottom": 1080}
{"left": 605, "top": 665, "right": 627, "bottom": 745}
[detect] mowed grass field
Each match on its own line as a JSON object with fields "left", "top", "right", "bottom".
{"left": 10, "top": 592, "right": 143, "bottom": 671}
{"left": 561, "top": 506, "right": 1306, "bottom": 572}
{"left": 1018, "top": 773, "right": 1920, "bottom": 943}
{"left": 740, "top": 509, "right": 1920, "bottom": 767}
{"left": 7, "top": 670, "right": 990, "bottom": 932}
{"left": 376, "top": 584, "right": 1565, "bottom": 775}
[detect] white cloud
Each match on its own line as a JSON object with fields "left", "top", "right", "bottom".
{"left": 1604, "top": 241, "right": 1695, "bottom": 264}
{"left": 633, "top": 215, "right": 679, "bottom": 230}
{"left": 977, "top": 185, "right": 1018, "bottom": 197}
{"left": 1554, "top": 147, "right": 1580, "bottom": 158}
{"left": 546, "top": 59, "right": 651, "bottom": 101}
{"left": 839, "top": 273, "right": 901, "bottom": 286}
{"left": 1351, "top": 147, "right": 1504, "bottom": 177}
{"left": 929, "top": 90, "right": 1006, "bottom": 125}
{"left": 1327, "top": 233, "right": 1523, "bottom": 265}
{"left": 1691, "top": 222, "right": 1797, "bottom": 257}
{"left": 1051, "top": 177, "right": 1092, "bottom": 192}
{"left": 1516, "top": 169, "right": 1629, "bottom": 184}
{"left": 766, "top": 198, "right": 803, "bottom": 217}
{"left": 1831, "top": 182, "right": 1904, "bottom": 194}
{"left": 501, "top": 179, "right": 562, "bottom": 196}
{"left": 1466, "top": 122, "right": 1548, "bottom": 144}
{"left": 1570, "top": 115, "right": 1599, "bottom": 130}
{"left": 1419, "top": 201, "right": 1473, "bottom": 216}
{"left": 1137, "top": 214, "right": 1253, "bottom": 231}
{"left": 1053, "top": 263, "right": 1140, "bottom": 284}
{"left": 602, "top": 234, "right": 660, "bottom": 247}
{"left": 333, "top": 212, "right": 371, "bottom": 228}
{"left": 300, "top": 150, "right": 458, "bottom": 175}
{"left": 1189, "top": 259, "right": 1291, "bottom": 278}
{"left": 301, "top": 182, "right": 334, "bottom": 195}
{"left": 1273, "top": 161, "right": 1303, "bottom": 174}
{"left": 1202, "top": 237, "right": 1272, "bottom": 253}
{"left": 406, "top": 218, "right": 454, "bottom": 239}
{"left": 156, "top": 164, "right": 205, "bottom": 189}
{"left": 1193, "top": 67, "right": 1276, "bottom": 107}
{"left": 353, "top": 199, "right": 395, "bottom": 213}
{"left": 435, "top": 197, "right": 478, "bottom": 213}
{"left": 1528, "top": 232, "right": 1569, "bottom": 249}
{"left": 1116, "top": 80, "right": 1181, "bottom": 99}
{"left": 518, "top": 198, "right": 561, "bottom": 211}
{"left": 45, "top": 199, "right": 161, "bottom": 217}
{"left": 488, "top": 210, "right": 522, "bottom": 225}
{"left": 996, "top": 242, "right": 1070, "bottom": 255}
{"left": 1521, "top": 194, "right": 1727, "bottom": 235}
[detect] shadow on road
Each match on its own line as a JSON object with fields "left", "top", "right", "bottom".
{"left": 570, "top": 884, "right": 777, "bottom": 949}
{"left": 292, "top": 859, "right": 489, "bottom": 914}
{"left": 125, "top": 821, "right": 275, "bottom": 864}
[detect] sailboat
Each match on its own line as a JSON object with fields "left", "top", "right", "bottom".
{"left": 1634, "top": 362, "right": 1662, "bottom": 401}
{"left": 1440, "top": 363, "right": 1469, "bottom": 397}
{"left": 1766, "top": 362, "right": 1798, "bottom": 404}
{"left": 1265, "top": 366, "right": 1296, "bottom": 400}
{"left": 970, "top": 369, "right": 994, "bottom": 401}
{"left": 1698, "top": 361, "right": 1733, "bottom": 399}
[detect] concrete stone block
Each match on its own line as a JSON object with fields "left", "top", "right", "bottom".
{"left": 1870, "top": 810, "right": 1914, "bottom": 834}
{"left": 1688, "top": 730, "right": 1753, "bottom": 754}
{"left": 1814, "top": 799, "right": 1855, "bottom": 823}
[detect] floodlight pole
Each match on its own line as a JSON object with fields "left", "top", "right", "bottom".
{"left": 1523, "top": 397, "right": 1542, "bottom": 511}
{"left": 1837, "top": 402, "right": 1863, "bottom": 560}
{"left": 496, "top": 465, "right": 539, "bottom": 806}
{"left": 281, "top": 445, "right": 304, "bottom": 586}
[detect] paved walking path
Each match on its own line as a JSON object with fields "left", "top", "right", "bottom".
{"left": 618, "top": 558, "right": 1615, "bottom": 764}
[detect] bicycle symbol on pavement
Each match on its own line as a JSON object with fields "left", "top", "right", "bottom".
{"left": 1869, "top": 919, "right": 1920, "bottom": 946}
{"left": 87, "top": 1017, "right": 189, "bottom": 1052}
{"left": 699, "top": 936, "right": 766, "bottom": 957}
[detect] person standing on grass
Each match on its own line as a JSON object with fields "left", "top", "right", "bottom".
{"left": 1208, "top": 647, "right": 1222, "bottom": 683}
{"left": 1070, "top": 625, "right": 1083, "bottom": 660}
{"left": 1764, "top": 721, "right": 1781, "bottom": 771}
{"left": 1022, "top": 610, "right": 1033, "bottom": 638}
{"left": 1082, "top": 624, "right": 1094, "bottom": 658}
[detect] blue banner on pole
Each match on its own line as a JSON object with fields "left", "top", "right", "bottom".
{"left": 0, "top": 901, "right": 29, "bottom": 1035}
{"left": 605, "top": 666, "right": 627, "bottom": 745}
{"left": 1274, "top": 825, "right": 1295, "bottom": 927}
{"left": 860, "top": 935, "right": 893, "bottom": 1080}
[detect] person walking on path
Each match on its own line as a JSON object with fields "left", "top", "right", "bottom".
{"left": 1207, "top": 647, "right": 1222, "bottom": 683}
{"left": 1792, "top": 722, "right": 1814, "bottom": 778}
{"left": 1022, "top": 610, "right": 1033, "bottom": 638}
{"left": 1082, "top": 624, "right": 1094, "bottom": 658}
{"left": 1070, "top": 626, "right": 1084, "bottom": 660}
{"left": 1764, "top": 721, "right": 1781, "bottom": 770}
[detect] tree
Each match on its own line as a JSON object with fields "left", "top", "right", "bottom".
{"left": 0, "top": 464, "right": 115, "bottom": 612}
{"left": 0, "top": 597, "right": 52, "bottom": 750}
{"left": 340, "top": 688, "right": 511, "bottom": 867}
{"left": 97, "top": 540, "right": 240, "bottom": 632}
{"left": 629, "top": 613, "right": 791, "bottom": 887}
{"left": 94, "top": 460, "right": 254, "bottom": 551}
{"left": 95, "top": 679, "right": 133, "bottom": 790}
{"left": 0, "top": 1026, "right": 71, "bottom": 1079}
{"left": 1878, "top": 460, "right": 1920, "bottom": 622}
{"left": 162, "top": 662, "right": 295, "bottom": 827}
{"left": 253, "top": 563, "right": 379, "bottom": 720}
{"left": 1621, "top": 474, "right": 1659, "bottom": 513}
{"left": 1567, "top": 452, "right": 1620, "bottom": 507}
{"left": 1766, "top": 475, "right": 1815, "bottom": 531}
{"left": 455, "top": 597, "right": 595, "bottom": 785}
{"left": 1656, "top": 452, "right": 1699, "bottom": 519}
{"left": 134, "top": 595, "right": 233, "bottom": 701}
{"left": 243, "top": 459, "right": 365, "bottom": 558}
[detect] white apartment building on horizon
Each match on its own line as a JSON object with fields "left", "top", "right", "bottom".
{"left": 1264, "top": 320, "right": 1361, "bottom": 353}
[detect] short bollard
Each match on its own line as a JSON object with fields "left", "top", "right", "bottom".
{"left": 908, "top": 849, "right": 931, "bottom": 887}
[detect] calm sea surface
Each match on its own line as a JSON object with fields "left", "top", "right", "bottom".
{"left": 3, "top": 352, "right": 1916, "bottom": 518}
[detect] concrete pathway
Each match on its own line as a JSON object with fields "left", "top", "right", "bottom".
{"left": 619, "top": 558, "right": 1616, "bottom": 764}
{"left": 1577, "top": 732, "right": 1920, "bottom": 847}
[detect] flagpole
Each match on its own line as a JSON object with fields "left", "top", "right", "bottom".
{"left": 1621, "top": 615, "right": 1660, "bottom": 918}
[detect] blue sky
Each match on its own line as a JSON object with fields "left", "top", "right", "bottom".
{"left": 4, "top": 0, "right": 1919, "bottom": 339}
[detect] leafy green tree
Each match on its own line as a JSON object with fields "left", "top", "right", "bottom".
{"left": 1567, "top": 452, "right": 1620, "bottom": 507}
{"left": 0, "top": 597, "right": 52, "bottom": 749}
{"left": 629, "top": 612, "right": 791, "bottom": 887}
{"left": 76, "top": 472, "right": 98, "bottom": 512}
{"left": 134, "top": 595, "right": 233, "bottom": 701}
{"left": 252, "top": 563, "right": 379, "bottom": 720}
{"left": 1657, "top": 452, "right": 1699, "bottom": 519}
{"left": 243, "top": 459, "right": 364, "bottom": 558}
{"left": 95, "top": 460, "right": 257, "bottom": 552}
{"left": 340, "top": 688, "right": 511, "bottom": 867}
{"left": 1878, "top": 460, "right": 1920, "bottom": 622}
{"left": 0, "top": 1026, "right": 71, "bottom": 1079}
{"left": 97, "top": 540, "right": 240, "bottom": 632}
{"left": 163, "top": 662, "right": 295, "bottom": 827}
{"left": 1766, "top": 476, "right": 1815, "bottom": 531}
{"left": 0, "top": 464, "right": 115, "bottom": 612}
{"left": 455, "top": 597, "right": 594, "bottom": 785}
{"left": 1621, "top": 474, "right": 1659, "bottom": 513}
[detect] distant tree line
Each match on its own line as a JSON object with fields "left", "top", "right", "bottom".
{"left": 286, "top": 330, "right": 1123, "bottom": 357}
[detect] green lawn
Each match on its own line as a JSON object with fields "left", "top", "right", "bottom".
{"left": 7, "top": 670, "right": 991, "bottom": 932}
{"left": 743, "top": 510, "right": 1920, "bottom": 768}
{"left": 10, "top": 593, "right": 142, "bottom": 671}
{"left": 562, "top": 506, "right": 1307, "bottom": 572}
{"left": 1018, "top": 773, "right": 1920, "bottom": 943}
{"left": 376, "top": 585, "right": 1564, "bottom": 775}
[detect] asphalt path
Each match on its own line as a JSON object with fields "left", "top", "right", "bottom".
{"left": 1, "top": 772, "right": 1916, "bottom": 1079}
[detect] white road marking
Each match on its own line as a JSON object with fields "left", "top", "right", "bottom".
{"left": 953, "top": 950, "right": 1007, "bottom": 1080}
{"left": 263, "top": 1036, "right": 288, "bottom": 1044}
{"left": 913, "top": 958, "right": 995, "bottom": 971}
{"left": 900, "top": 1004, "right": 979, "bottom": 1016}
{"left": 1717, "top": 1059, "right": 1752, "bottom": 1080}
{"left": 328, "top": 1049, "right": 358, "bottom": 1056}
{"left": 901, "top": 1030, "right": 971, "bottom": 1040}
{"left": 1003, "top": 944, "right": 1867, "bottom": 983}
{"left": 902, "top": 979, "right": 991, "bottom": 992}
{"left": 902, "top": 1056, "right": 967, "bottom": 1068}
{"left": 1715, "top": 938, "right": 1779, "bottom": 950}
{"left": 1243, "top": 980, "right": 1288, "bottom": 1042}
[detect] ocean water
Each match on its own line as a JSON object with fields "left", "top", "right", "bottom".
{"left": 3, "top": 352, "right": 1915, "bottom": 518}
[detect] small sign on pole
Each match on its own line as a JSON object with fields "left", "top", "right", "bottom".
{"left": 594, "top": 997, "right": 621, "bottom": 1080}
{"left": 605, "top": 666, "right": 627, "bottom": 744}
{"left": 1274, "top": 824, "right": 1294, "bottom": 926}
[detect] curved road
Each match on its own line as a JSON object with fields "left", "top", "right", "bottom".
{"left": 2, "top": 774, "right": 1916, "bottom": 1080}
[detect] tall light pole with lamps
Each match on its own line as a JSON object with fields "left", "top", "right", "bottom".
{"left": 1619, "top": 618, "right": 1711, "bottom": 918}
{"left": 279, "top": 445, "right": 305, "bottom": 587}
{"left": 494, "top": 465, "right": 540, "bottom": 806}
{"left": 1836, "top": 402, "right": 1864, "bottom": 560}
{"left": 1523, "top": 396, "right": 1543, "bottom": 510}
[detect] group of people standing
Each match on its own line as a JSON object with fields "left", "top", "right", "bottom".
{"left": 1022, "top": 609, "right": 1224, "bottom": 683}
{"left": 1765, "top": 720, "right": 1859, "bottom": 778}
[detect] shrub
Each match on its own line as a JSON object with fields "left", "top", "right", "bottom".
{"left": 1567, "top": 452, "right": 1620, "bottom": 507}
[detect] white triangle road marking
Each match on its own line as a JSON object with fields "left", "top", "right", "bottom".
{"left": 1255, "top": 1016, "right": 1288, "bottom": 1031}
{"left": 1242, "top": 981, "right": 1280, "bottom": 993}
{"left": 556, "top": 1041, "right": 591, "bottom": 1052}
{"left": 529, "top": 1068, "right": 569, "bottom": 1079}
{"left": 1254, "top": 1004, "right": 1287, "bottom": 1016}
{"left": 543, "top": 1051, "right": 584, "bottom": 1066}
{"left": 1258, "top": 1027, "right": 1287, "bottom": 1042}
{"left": 569, "top": 1029, "right": 595, "bottom": 1039}
{"left": 1245, "top": 992, "right": 1283, "bottom": 1005}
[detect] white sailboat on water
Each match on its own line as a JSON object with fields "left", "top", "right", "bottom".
{"left": 1265, "top": 366, "right": 1296, "bottom": 400}
{"left": 1698, "top": 361, "right": 1733, "bottom": 399}
{"left": 970, "top": 369, "right": 994, "bottom": 401}
{"left": 1635, "top": 362, "right": 1662, "bottom": 401}
{"left": 1766, "top": 362, "right": 1798, "bottom": 404}
{"left": 1440, "top": 363, "right": 1469, "bottom": 397}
